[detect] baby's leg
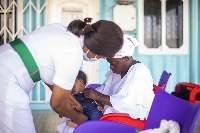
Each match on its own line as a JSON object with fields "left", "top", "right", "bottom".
{"left": 66, "top": 120, "right": 78, "bottom": 128}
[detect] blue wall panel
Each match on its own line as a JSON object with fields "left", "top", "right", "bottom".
{"left": 99, "top": 0, "right": 191, "bottom": 93}
{"left": 189, "top": 0, "right": 200, "bottom": 84}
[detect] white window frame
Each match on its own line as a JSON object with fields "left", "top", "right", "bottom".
{"left": 138, "top": 0, "right": 188, "bottom": 54}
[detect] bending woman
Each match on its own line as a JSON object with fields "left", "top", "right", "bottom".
{"left": 0, "top": 18, "right": 123, "bottom": 133}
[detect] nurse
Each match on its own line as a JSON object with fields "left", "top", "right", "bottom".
{"left": 0, "top": 18, "right": 123, "bottom": 133}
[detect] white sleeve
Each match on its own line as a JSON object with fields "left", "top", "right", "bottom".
{"left": 53, "top": 49, "right": 83, "bottom": 90}
{"left": 110, "top": 64, "right": 155, "bottom": 120}
{"left": 95, "top": 70, "right": 120, "bottom": 95}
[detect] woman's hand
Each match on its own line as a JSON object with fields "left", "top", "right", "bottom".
{"left": 75, "top": 104, "right": 83, "bottom": 113}
{"left": 83, "top": 88, "right": 112, "bottom": 106}
{"left": 50, "top": 84, "right": 88, "bottom": 123}
{"left": 68, "top": 95, "right": 83, "bottom": 113}
{"left": 83, "top": 88, "right": 102, "bottom": 101}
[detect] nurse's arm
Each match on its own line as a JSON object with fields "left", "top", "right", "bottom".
{"left": 44, "top": 83, "right": 54, "bottom": 91}
{"left": 50, "top": 84, "right": 88, "bottom": 124}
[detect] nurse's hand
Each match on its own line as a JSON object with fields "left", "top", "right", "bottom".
{"left": 74, "top": 104, "right": 83, "bottom": 113}
{"left": 83, "top": 88, "right": 102, "bottom": 101}
{"left": 50, "top": 84, "right": 88, "bottom": 123}
{"left": 69, "top": 95, "right": 83, "bottom": 113}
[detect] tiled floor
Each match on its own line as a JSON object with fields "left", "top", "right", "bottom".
{"left": 32, "top": 110, "right": 200, "bottom": 133}
{"left": 32, "top": 110, "right": 65, "bottom": 133}
{"left": 194, "top": 117, "right": 200, "bottom": 133}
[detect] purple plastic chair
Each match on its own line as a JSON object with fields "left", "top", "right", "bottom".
{"left": 73, "top": 120, "right": 138, "bottom": 133}
{"left": 144, "top": 90, "right": 200, "bottom": 133}
{"left": 74, "top": 90, "right": 200, "bottom": 133}
{"left": 153, "top": 71, "right": 172, "bottom": 93}
{"left": 86, "top": 83, "right": 101, "bottom": 89}
{"left": 158, "top": 70, "right": 171, "bottom": 87}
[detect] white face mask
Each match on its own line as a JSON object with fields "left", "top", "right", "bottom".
{"left": 83, "top": 50, "right": 98, "bottom": 62}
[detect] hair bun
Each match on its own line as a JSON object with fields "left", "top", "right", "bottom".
{"left": 84, "top": 24, "right": 93, "bottom": 34}
{"left": 83, "top": 17, "right": 93, "bottom": 34}
{"left": 84, "top": 18, "right": 93, "bottom": 24}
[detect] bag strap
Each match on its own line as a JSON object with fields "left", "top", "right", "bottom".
{"left": 10, "top": 38, "right": 41, "bottom": 82}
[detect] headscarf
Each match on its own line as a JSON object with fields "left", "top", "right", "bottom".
{"left": 113, "top": 34, "right": 139, "bottom": 58}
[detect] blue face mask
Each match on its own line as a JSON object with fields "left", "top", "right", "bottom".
{"left": 83, "top": 50, "right": 98, "bottom": 62}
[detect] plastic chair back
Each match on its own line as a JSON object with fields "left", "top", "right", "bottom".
{"left": 158, "top": 71, "right": 171, "bottom": 87}
{"left": 86, "top": 83, "right": 101, "bottom": 89}
{"left": 144, "top": 90, "right": 200, "bottom": 133}
{"left": 73, "top": 120, "right": 138, "bottom": 133}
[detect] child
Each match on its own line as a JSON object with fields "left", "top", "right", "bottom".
{"left": 67, "top": 70, "right": 104, "bottom": 128}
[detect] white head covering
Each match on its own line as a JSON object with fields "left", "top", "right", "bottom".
{"left": 113, "top": 34, "right": 139, "bottom": 58}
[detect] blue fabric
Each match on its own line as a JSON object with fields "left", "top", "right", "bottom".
{"left": 73, "top": 92, "right": 103, "bottom": 120}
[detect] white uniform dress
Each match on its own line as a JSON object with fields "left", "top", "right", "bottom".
{"left": 0, "top": 23, "right": 84, "bottom": 133}
{"left": 57, "top": 63, "right": 155, "bottom": 133}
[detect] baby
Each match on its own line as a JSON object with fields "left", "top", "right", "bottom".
{"left": 67, "top": 70, "right": 104, "bottom": 127}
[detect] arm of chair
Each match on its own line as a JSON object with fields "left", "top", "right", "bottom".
{"left": 189, "top": 87, "right": 200, "bottom": 103}
{"left": 99, "top": 113, "right": 146, "bottom": 130}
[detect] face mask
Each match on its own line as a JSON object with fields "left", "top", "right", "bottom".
{"left": 83, "top": 50, "right": 98, "bottom": 62}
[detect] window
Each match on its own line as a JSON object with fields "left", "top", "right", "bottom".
{"left": 138, "top": 0, "right": 188, "bottom": 54}
{"left": 61, "top": 6, "right": 83, "bottom": 26}
{"left": 0, "top": 0, "right": 47, "bottom": 45}
{"left": 0, "top": 0, "right": 20, "bottom": 45}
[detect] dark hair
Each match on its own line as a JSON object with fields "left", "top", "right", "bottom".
{"left": 67, "top": 20, "right": 86, "bottom": 37}
{"left": 67, "top": 19, "right": 123, "bottom": 58}
{"left": 76, "top": 70, "right": 87, "bottom": 85}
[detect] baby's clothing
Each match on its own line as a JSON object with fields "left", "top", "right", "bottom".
{"left": 73, "top": 92, "right": 103, "bottom": 120}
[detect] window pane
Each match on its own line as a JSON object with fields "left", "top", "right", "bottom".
{"left": 0, "top": 33, "right": 4, "bottom": 46}
{"left": 0, "top": 13, "right": 4, "bottom": 45}
{"left": 144, "top": 0, "right": 161, "bottom": 48}
{"left": 166, "top": 0, "right": 183, "bottom": 48}
{"left": 0, "top": 0, "right": 18, "bottom": 45}
{"left": 61, "top": 6, "right": 83, "bottom": 26}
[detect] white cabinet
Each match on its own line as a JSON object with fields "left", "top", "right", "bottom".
{"left": 113, "top": 5, "right": 136, "bottom": 31}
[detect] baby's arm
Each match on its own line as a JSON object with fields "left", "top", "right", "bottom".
{"left": 96, "top": 101, "right": 104, "bottom": 113}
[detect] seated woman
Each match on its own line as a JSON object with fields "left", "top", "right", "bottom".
{"left": 84, "top": 34, "right": 155, "bottom": 120}
{"left": 57, "top": 34, "right": 155, "bottom": 133}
